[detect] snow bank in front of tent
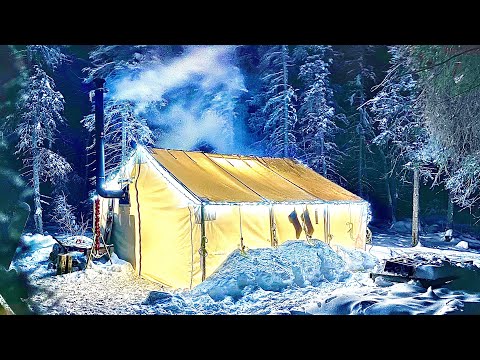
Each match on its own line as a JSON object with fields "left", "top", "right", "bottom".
{"left": 335, "top": 245, "right": 378, "bottom": 271}
{"left": 192, "top": 240, "right": 351, "bottom": 301}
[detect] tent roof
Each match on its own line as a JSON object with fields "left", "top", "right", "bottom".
{"left": 148, "top": 148, "right": 363, "bottom": 204}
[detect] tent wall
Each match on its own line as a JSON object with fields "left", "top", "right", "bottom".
{"left": 273, "top": 204, "right": 309, "bottom": 244}
{"left": 111, "top": 202, "right": 136, "bottom": 265}
{"left": 193, "top": 202, "right": 366, "bottom": 285}
{"left": 105, "top": 196, "right": 367, "bottom": 289}
{"left": 303, "top": 204, "right": 326, "bottom": 243}
{"left": 128, "top": 162, "right": 201, "bottom": 289}
{"left": 197, "top": 204, "right": 272, "bottom": 282}
{"left": 98, "top": 197, "right": 136, "bottom": 265}
{"left": 328, "top": 203, "right": 367, "bottom": 250}
{"left": 272, "top": 203, "right": 367, "bottom": 249}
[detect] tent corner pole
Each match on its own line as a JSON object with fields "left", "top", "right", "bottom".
{"left": 269, "top": 205, "right": 278, "bottom": 248}
{"left": 200, "top": 203, "right": 206, "bottom": 281}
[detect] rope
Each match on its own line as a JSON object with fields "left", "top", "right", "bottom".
{"left": 346, "top": 203, "right": 354, "bottom": 243}
{"left": 239, "top": 206, "right": 246, "bottom": 254}
{"left": 324, "top": 205, "right": 332, "bottom": 245}
{"left": 188, "top": 206, "right": 194, "bottom": 289}
{"left": 198, "top": 236, "right": 208, "bottom": 280}
{"left": 270, "top": 206, "right": 278, "bottom": 248}
{"left": 199, "top": 204, "right": 208, "bottom": 281}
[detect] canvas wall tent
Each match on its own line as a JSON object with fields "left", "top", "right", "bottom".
{"left": 98, "top": 147, "right": 370, "bottom": 289}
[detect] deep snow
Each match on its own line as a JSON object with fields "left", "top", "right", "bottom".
{"left": 10, "top": 222, "right": 480, "bottom": 315}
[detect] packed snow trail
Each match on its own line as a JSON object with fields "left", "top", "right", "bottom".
{"left": 11, "top": 227, "right": 480, "bottom": 315}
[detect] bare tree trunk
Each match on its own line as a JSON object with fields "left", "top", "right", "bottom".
{"left": 391, "top": 175, "right": 398, "bottom": 218}
{"left": 32, "top": 122, "right": 43, "bottom": 234}
{"left": 121, "top": 115, "right": 126, "bottom": 168}
{"left": 387, "top": 179, "right": 396, "bottom": 223}
{"left": 412, "top": 166, "right": 420, "bottom": 246}
{"left": 357, "top": 73, "right": 365, "bottom": 199}
{"left": 281, "top": 45, "right": 289, "bottom": 158}
{"left": 84, "top": 135, "right": 89, "bottom": 197}
{"left": 320, "top": 133, "right": 327, "bottom": 177}
{"left": 379, "top": 149, "right": 396, "bottom": 223}
{"left": 447, "top": 192, "right": 454, "bottom": 230}
{"left": 358, "top": 130, "right": 364, "bottom": 198}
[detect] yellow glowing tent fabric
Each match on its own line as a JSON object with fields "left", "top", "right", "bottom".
{"left": 103, "top": 147, "right": 369, "bottom": 290}
{"left": 257, "top": 157, "right": 362, "bottom": 202}
{"left": 150, "top": 149, "right": 361, "bottom": 203}
{"left": 150, "top": 150, "right": 263, "bottom": 203}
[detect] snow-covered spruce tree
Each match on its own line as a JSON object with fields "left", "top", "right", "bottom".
{"left": 82, "top": 101, "right": 154, "bottom": 181}
{"left": 2, "top": 46, "right": 67, "bottom": 134}
{"left": 366, "top": 46, "right": 414, "bottom": 223}
{"left": 295, "top": 45, "right": 342, "bottom": 179}
{"left": 341, "top": 45, "right": 378, "bottom": 199}
{"left": 15, "top": 65, "right": 72, "bottom": 234}
{"left": 249, "top": 45, "right": 298, "bottom": 157}
{"left": 414, "top": 45, "right": 480, "bottom": 212}
{"left": 369, "top": 45, "right": 429, "bottom": 245}
{"left": 25, "top": 45, "right": 67, "bottom": 71}
{"left": 83, "top": 45, "right": 181, "bottom": 82}
{"left": 82, "top": 46, "right": 169, "bottom": 182}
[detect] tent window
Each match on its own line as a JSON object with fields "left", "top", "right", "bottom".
{"left": 194, "top": 207, "right": 216, "bottom": 224}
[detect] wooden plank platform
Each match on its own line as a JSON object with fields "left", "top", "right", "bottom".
{"left": 370, "top": 272, "right": 458, "bottom": 288}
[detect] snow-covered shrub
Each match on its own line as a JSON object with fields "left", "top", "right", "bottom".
{"left": 50, "top": 193, "right": 89, "bottom": 237}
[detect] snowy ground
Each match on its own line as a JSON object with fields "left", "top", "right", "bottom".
{"left": 11, "top": 222, "right": 480, "bottom": 315}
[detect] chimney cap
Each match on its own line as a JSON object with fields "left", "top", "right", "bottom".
{"left": 93, "top": 78, "right": 106, "bottom": 89}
